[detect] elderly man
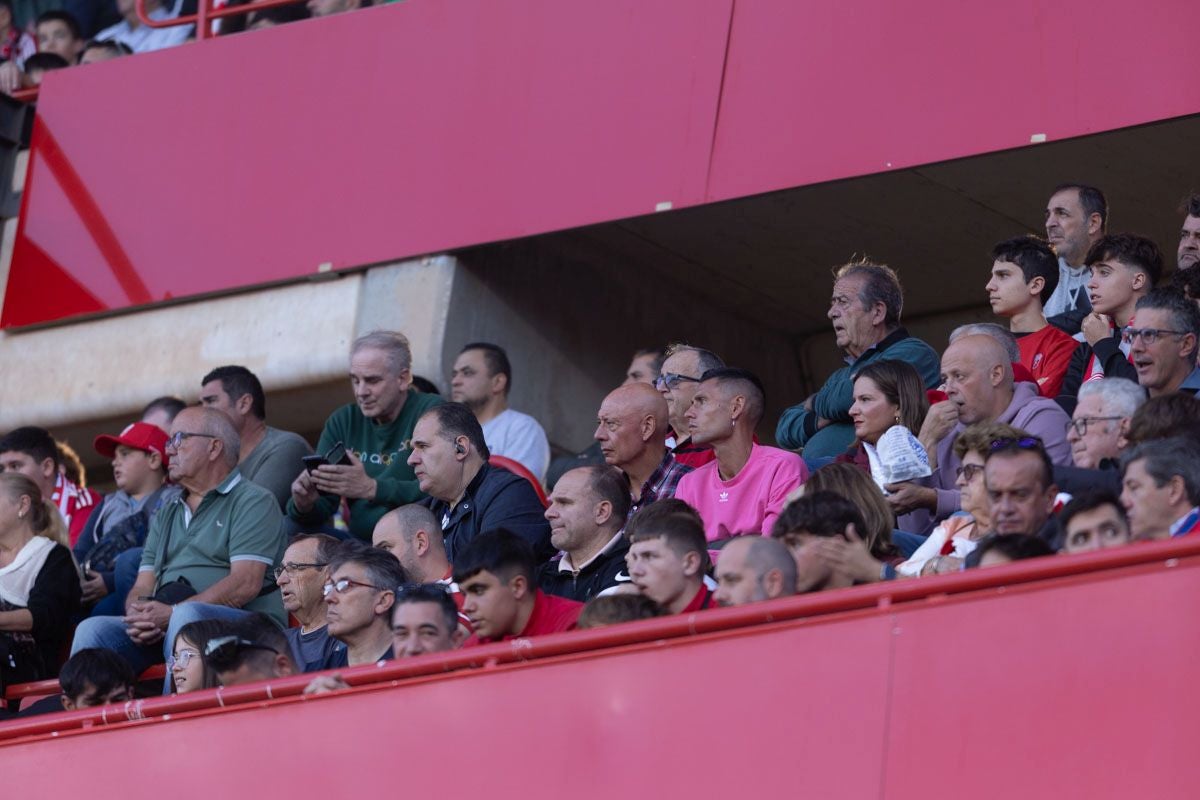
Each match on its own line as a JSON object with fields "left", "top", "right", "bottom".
{"left": 890, "top": 332, "right": 1072, "bottom": 533}
{"left": 199, "top": 365, "right": 313, "bottom": 510}
{"left": 538, "top": 466, "right": 632, "bottom": 602}
{"left": 675, "top": 368, "right": 808, "bottom": 540}
{"left": 450, "top": 342, "right": 550, "bottom": 480}
{"left": 289, "top": 330, "right": 443, "bottom": 541}
{"left": 777, "top": 261, "right": 940, "bottom": 464}
{"left": 714, "top": 535, "right": 797, "bottom": 607}
{"left": 72, "top": 407, "right": 287, "bottom": 680}
{"left": 275, "top": 533, "right": 340, "bottom": 672}
{"left": 656, "top": 344, "right": 726, "bottom": 468}
{"left": 1128, "top": 288, "right": 1200, "bottom": 397}
{"left": 1043, "top": 183, "right": 1107, "bottom": 333}
{"left": 1121, "top": 437, "right": 1200, "bottom": 540}
{"left": 595, "top": 382, "right": 691, "bottom": 517}
{"left": 409, "top": 403, "right": 551, "bottom": 561}
{"left": 1055, "top": 378, "right": 1144, "bottom": 495}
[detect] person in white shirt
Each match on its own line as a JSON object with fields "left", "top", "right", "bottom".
{"left": 96, "top": 0, "right": 192, "bottom": 54}
{"left": 450, "top": 342, "right": 550, "bottom": 481}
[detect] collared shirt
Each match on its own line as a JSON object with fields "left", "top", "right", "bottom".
{"left": 1178, "top": 366, "right": 1200, "bottom": 395}
{"left": 1170, "top": 507, "right": 1200, "bottom": 537}
{"left": 680, "top": 584, "right": 718, "bottom": 614}
{"left": 628, "top": 451, "right": 693, "bottom": 518}
{"left": 139, "top": 469, "right": 287, "bottom": 621}
{"left": 557, "top": 531, "right": 625, "bottom": 574}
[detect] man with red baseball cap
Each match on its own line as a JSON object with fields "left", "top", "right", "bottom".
{"left": 74, "top": 422, "right": 180, "bottom": 616}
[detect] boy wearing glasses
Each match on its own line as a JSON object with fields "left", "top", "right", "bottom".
{"left": 1057, "top": 234, "right": 1161, "bottom": 409}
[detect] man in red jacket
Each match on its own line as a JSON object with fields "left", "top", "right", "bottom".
{"left": 455, "top": 529, "right": 581, "bottom": 645}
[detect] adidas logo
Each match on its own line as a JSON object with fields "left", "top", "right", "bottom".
{"left": 719, "top": 491, "right": 729, "bottom": 503}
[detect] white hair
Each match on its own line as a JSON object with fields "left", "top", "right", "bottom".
{"left": 1077, "top": 377, "right": 1146, "bottom": 418}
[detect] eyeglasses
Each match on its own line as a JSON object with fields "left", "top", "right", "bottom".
{"left": 989, "top": 436, "right": 1043, "bottom": 452}
{"left": 202, "top": 636, "right": 279, "bottom": 671}
{"left": 1121, "top": 326, "right": 1189, "bottom": 345}
{"left": 955, "top": 463, "right": 985, "bottom": 482}
{"left": 272, "top": 562, "right": 328, "bottom": 580}
{"left": 167, "top": 648, "right": 198, "bottom": 670}
{"left": 654, "top": 372, "right": 701, "bottom": 391}
{"left": 1069, "top": 416, "right": 1123, "bottom": 437}
{"left": 322, "top": 577, "right": 390, "bottom": 597}
{"left": 165, "top": 431, "right": 218, "bottom": 451}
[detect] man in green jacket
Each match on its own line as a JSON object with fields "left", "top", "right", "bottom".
{"left": 289, "top": 330, "right": 443, "bottom": 541}
{"left": 776, "top": 262, "right": 941, "bottom": 465}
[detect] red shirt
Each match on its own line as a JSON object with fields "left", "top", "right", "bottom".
{"left": 672, "top": 437, "right": 715, "bottom": 470}
{"left": 468, "top": 590, "right": 582, "bottom": 646}
{"left": 680, "top": 584, "right": 718, "bottom": 613}
{"left": 53, "top": 474, "right": 100, "bottom": 547}
{"left": 1016, "top": 325, "right": 1079, "bottom": 399}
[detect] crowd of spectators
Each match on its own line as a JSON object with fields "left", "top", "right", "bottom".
{"left": 2, "top": 184, "right": 1200, "bottom": 719}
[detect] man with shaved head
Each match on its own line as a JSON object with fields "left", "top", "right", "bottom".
{"left": 889, "top": 333, "right": 1072, "bottom": 533}
{"left": 714, "top": 535, "right": 797, "bottom": 607}
{"left": 674, "top": 368, "right": 809, "bottom": 540}
{"left": 373, "top": 504, "right": 454, "bottom": 585}
{"left": 595, "top": 382, "right": 691, "bottom": 517}
{"left": 538, "top": 466, "right": 632, "bottom": 602}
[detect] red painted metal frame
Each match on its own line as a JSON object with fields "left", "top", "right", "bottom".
{"left": 1, "top": 535, "right": 1196, "bottom": 745}
{"left": 134, "top": 0, "right": 310, "bottom": 39}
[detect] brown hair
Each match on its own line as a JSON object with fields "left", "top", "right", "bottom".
{"left": 952, "top": 421, "right": 1027, "bottom": 461}
{"left": 852, "top": 359, "right": 930, "bottom": 437}
{"left": 802, "top": 464, "right": 898, "bottom": 559}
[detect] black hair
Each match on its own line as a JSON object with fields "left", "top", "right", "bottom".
{"left": 0, "top": 426, "right": 59, "bottom": 467}
{"left": 991, "top": 235, "right": 1060, "bottom": 305}
{"left": 460, "top": 342, "right": 513, "bottom": 395}
{"left": 770, "top": 491, "right": 864, "bottom": 540}
{"left": 1185, "top": 193, "right": 1200, "bottom": 219}
{"left": 201, "top": 365, "right": 266, "bottom": 420}
{"left": 210, "top": 613, "right": 295, "bottom": 676}
{"left": 1057, "top": 488, "right": 1127, "bottom": 538}
{"left": 965, "top": 533, "right": 1054, "bottom": 568}
{"left": 575, "top": 465, "right": 631, "bottom": 529}
{"left": 698, "top": 366, "right": 766, "bottom": 425}
{"left": 24, "top": 52, "right": 69, "bottom": 73}
{"left": 410, "top": 375, "right": 440, "bottom": 395}
{"left": 140, "top": 396, "right": 186, "bottom": 423}
{"left": 82, "top": 39, "right": 133, "bottom": 57}
{"left": 577, "top": 594, "right": 664, "bottom": 629}
{"left": 1052, "top": 183, "right": 1109, "bottom": 232}
{"left": 35, "top": 10, "right": 83, "bottom": 40}
{"left": 1084, "top": 233, "right": 1164, "bottom": 287}
{"left": 58, "top": 648, "right": 135, "bottom": 700}
{"left": 327, "top": 538, "right": 408, "bottom": 591}
{"left": 452, "top": 528, "right": 537, "bottom": 586}
{"left": 393, "top": 583, "right": 460, "bottom": 633}
{"left": 632, "top": 347, "right": 666, "bottom": 379}
{"left": 625, "top": 499, "right": 708, "bottom": 564}
{"left": 421, "top": 402, "right": 490, "bottom": 460}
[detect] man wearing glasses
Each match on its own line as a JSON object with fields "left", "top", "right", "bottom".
{"left": 1055, "top": 377, "right": 1145, "bottom": 495}
{"left": 71, "top": 407, "right": 287, "bottom": 687}
{"left": 776, "top": 261, "right": 940, "bottom": 467}
{"left": 1127, "top": 288, "right": 1200, "bottom": 398}
{"left": 275, "top": 533, "right": 340, "bottom": 672}
{"left": 656, "top": 344, "right": 726, "bottom": 469}
{"left": 318, "top": 540, "right": 406, "bottom": 669}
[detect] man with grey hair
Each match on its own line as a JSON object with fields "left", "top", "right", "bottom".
{"left": 657, "top": 343, "right": 726, "bottom": 469}
{"left": 777, "top": 261, "right": 940, "bottom": 465}
{"left": 290, "top": 330, "right": 443, "bottom": 542}
{"left": 1121, "top": 437, "right": 1200, "bottom": 539}
{"left": 72, "top": 407, "right": 287, "bottom": 684}
{"left": 1054, "top": 377, "right": 1145, "bottom": 495}
{"left": 1128, "top": 288, "right": 1200, "bottom": 398}
{"left": 714, "top": 535, "right": 798, "bottom": 607}
{"left": 372, "top": 504, "right": 454, "bottom": 585}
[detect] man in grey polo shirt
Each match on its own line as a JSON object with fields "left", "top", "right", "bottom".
{"left": 72, "top": 407, "right": 287, "bottom": 683}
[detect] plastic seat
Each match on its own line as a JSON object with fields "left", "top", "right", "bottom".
{"left": 488, "top": 455, "right": 549, "bottom": 508}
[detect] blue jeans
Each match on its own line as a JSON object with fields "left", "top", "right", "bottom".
{"left": 89, "top": 548, "right": 144, "bottom": 618}
{"left": 72, "top": 602, "right": 255, "bottom": 693}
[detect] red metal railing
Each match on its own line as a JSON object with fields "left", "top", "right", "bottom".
{"left": 2, "top": 535, "right": 1197, "bottom": 744}
{"left": 135, "top": 0, "right": 308, "bottom": 40}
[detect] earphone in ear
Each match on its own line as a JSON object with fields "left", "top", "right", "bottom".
{"left": 455, "top": 444, "right": 466, "bottom": 455}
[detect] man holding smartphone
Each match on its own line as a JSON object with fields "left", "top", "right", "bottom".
{"left": 288, "top": 330, "right": 443, "bottom": 542}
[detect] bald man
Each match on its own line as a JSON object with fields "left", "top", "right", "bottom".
{"left": 372, "top": 504, "right": 454, "bottom": 585}
{"left": 595, "top": 382, "right": 692, "bottom": 518}
{"left": 889, "top": 333, "right": 1072, "bottom": 533}
{"left": 714, "top": 535, "right": 797, "bottom": 607}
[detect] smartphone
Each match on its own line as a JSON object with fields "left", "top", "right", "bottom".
{"left": 302, "top": 441, "right": 352, "bottom": 473}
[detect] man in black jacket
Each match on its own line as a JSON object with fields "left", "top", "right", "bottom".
{"left": 537, "top": 466, "right": 631, "bottom": 603}
{"left": 409, "top": 403, "right": 551, "bottom": 563}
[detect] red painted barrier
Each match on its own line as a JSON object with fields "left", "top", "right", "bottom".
{"left": 2, "top": 538, "right": 1198, "bottom": 798}
{"left": 6, "top": 0, "right": 1199, "bottom": 327}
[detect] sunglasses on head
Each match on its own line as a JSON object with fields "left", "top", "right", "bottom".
{"left": 202, "top": 635, "right": 279, "bottom": 671}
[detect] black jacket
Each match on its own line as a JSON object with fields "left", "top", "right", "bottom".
{"left": 427, "top": 463, "right": 552, "bottom": 564}
{"left": 1056, "top": 330, "right": 1136, "bottom": 415}
{"left": 537, "top": 535, "right": 630, "bottom": 603}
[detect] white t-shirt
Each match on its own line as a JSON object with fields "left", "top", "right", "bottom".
{"left": 481, "top": 408, "right": 550, "bottom": 481}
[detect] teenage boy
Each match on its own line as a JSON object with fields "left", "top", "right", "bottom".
{"left": 1057, "top": 234, "right": 1162, "bottom": 410}
{"left": 75, "top": 422, "right": 180, "bottom": 616}
{"left": 986, "top": 235, "right": 1079, "bottom": 397}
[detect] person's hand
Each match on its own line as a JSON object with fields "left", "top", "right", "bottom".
{"left": 311, "top": 451, "right": 376, "bottom": 500}
{"left": 0, "top": 62, "right": 23, "bottom": 95}
{"left": 304, "top": 674, "right": 350, "bottom": 695}
{"left": 884, "top": 482, "right": 937, "bottom": 515}
{"left": 811, "top": 523, "right": 883, "bottom": 584}
{"left": 290, "top": 469, "right": 320, "bottom": 512}
{"left": 919, "top": 400, "right": 959, "bottom": 448}
{"left": 123, "top": 601, "right": 172, "bottom": 644}
{"left": 1081, "top": 312, "right": 1111, "bottom": 347}
{"left": 920, "top": 555, "right": 963, "bottom": 576}
{"left": 80, "top": 571, "right": 109, "bottom": 604}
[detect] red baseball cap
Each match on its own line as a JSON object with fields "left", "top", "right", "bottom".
{"left": 94, "top": 422, "right": 170, "bottom": 464}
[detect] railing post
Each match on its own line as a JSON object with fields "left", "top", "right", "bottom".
{"left": 196, "top": 0, "right": 210, "bottom": 40}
